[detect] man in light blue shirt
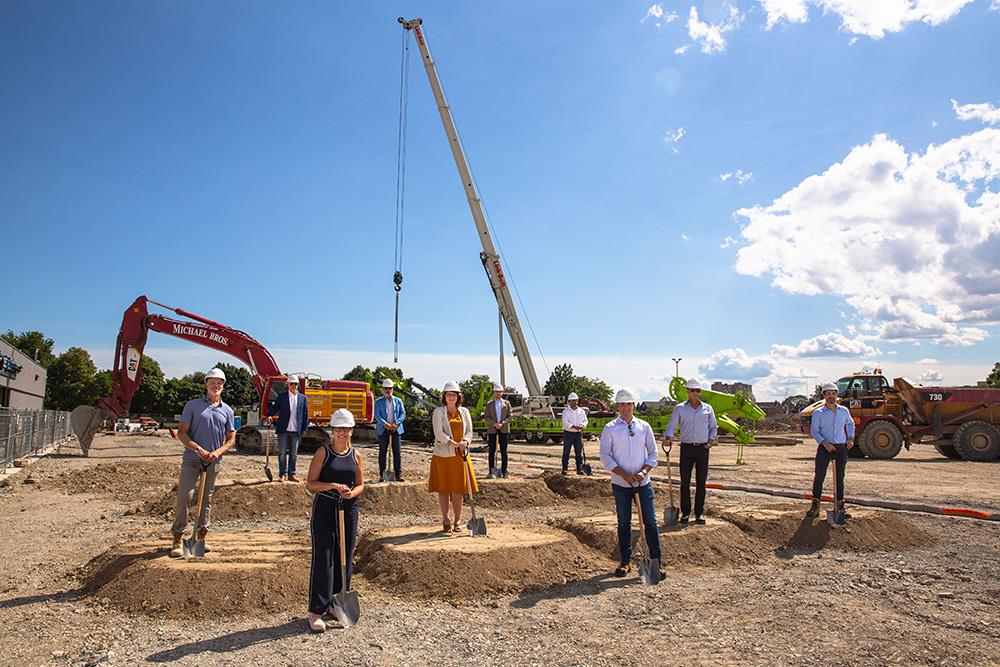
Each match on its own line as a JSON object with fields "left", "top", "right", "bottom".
{"left": 599, "top": 388, "right": 662, "bottom": 579}
{"left": 663, "top": 378, "right": 718, "bottom": 524}
{"left": 374, "top": 379, "right": 406, "bottom": 482}
{"left": 807, "top": 382, "right": 856, "bottom": 518}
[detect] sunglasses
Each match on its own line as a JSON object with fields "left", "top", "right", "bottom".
{"left": 627, "top": 421, "right": 635, "bottom": 437}
{"left": 689, "top": 389, "right": 702, "bottom": 393}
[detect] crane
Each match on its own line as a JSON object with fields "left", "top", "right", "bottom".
{"left": 398, "top": 17, "right": 543, "bottom": 397}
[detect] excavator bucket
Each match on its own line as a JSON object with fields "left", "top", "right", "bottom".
{"left": 71, "top": 406, "right": 108, "bottom": 457}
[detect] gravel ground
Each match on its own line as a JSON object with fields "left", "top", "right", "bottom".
{"left": 1, "top": 433, "right": 999, "bottom": 666}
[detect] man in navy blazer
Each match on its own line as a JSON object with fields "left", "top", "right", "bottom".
{"left": 266, "top": 375, "right": 309, "bottom": 481}
{"left": 374, "top": 378, "right": 406, "bottom": 482}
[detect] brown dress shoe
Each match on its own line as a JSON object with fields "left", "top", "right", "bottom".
{"left": 288, "top": 475, "right": 300, "bottom": 482}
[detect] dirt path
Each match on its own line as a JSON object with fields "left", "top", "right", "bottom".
{"left": 0, "top": 433, "right": 998, "bottom": 666}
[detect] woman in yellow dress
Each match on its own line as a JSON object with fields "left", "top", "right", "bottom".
{"left": 428, "top": 381, "right": 478, "bottom": 532}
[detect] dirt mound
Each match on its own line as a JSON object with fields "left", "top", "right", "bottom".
{"left": 557, "top": 514, "right": 772, "bottom": 566}
{"left": 543, "top": 472, "right": 612, "bottom": 500}
{"left": 356, "top": 523, "right": 609, "bottom": 600}
{"left": 47, "top": 461, "right": 178, "bottom": 502}
{"left": 80, "top": 531, "right": 310, "bottom": 619}
{"left": 719, "top": 506, "right": 936, "bottom": 554}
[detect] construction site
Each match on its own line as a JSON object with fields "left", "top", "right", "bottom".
{"left": 4, "top": 7, "right": 1000, "bottom": 667}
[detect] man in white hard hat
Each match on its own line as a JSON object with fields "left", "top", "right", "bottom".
{"left": 599, "top": 388, "right": 663, "bottom": 578}
{"left": 170, "top": 368, "right": 236, "bottom": 557}
{"left": 807, "top": 382, "right": 855, "bottom": 518}
{"left": 561, "top": 392, "right": 588, "bottom": 475}
{"left": 266, "top": 375, "right": 310, "bottom": 481}
{"left": 484, "top": 384, "right": 511, "bottom": 478}
{"left": 663, "top": 379, "right": 718, "bottom": 525}
{"left": 374, "top": 378, "right": 407, "bottom": 482}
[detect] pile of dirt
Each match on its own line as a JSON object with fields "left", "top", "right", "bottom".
{"left": 468, "top": 477, "right": 563, "bottom": 509}
{"left": 79, "top": 531, "right": 310, "bottom": 619}
{"left": 355, "top": 523, "right": 609, "bottom": 600}
{"left": 557, "top": 514, "right": 772, "bottom": 566}
{"left": 47, "top": 461, "right": 178, "bottom": 502}
{"left": 719, "top": 506, "right": 936, "bottom": 554}
{"left": 542, "top": 472, "right": 612, "bottom": 500}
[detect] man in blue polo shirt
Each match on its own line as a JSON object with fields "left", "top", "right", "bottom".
{"left": 807, "top": 382, "right": 856, "bottom": 519}
{"left": 169, "top": 367, "right": 236, "bottom": 557}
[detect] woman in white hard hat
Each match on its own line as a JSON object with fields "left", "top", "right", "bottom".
{"left": 305, "top": 408, "right": 365, "bottom": 632}
{"left": 428, "top": 381, "right": 478, "bottom": 532}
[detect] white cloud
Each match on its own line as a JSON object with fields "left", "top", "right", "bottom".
{"left": 720, "top": 169, "right": 754, "bottom": 184}
{"left": 917, "top": 357, "right": 939, "bottom": 364}
{"left": 674, "top": 44, "right": 691, "bottom": 55}
{"left": 642, "top": 4, "right": 679, "bottom": 26}
{"left": 721, "top": 235, "right": 739, "bottom": 248}
{"left": 734, "top": 128, "right": 1000, "bottom": 347}
{"left": 687, "top": 4, "right": 744, "bottom": 54}
{"left": 932, "top": 120, "right": 939, "bottom": 127}
{"left": 663, "top": 127, "right": 686, "bottom": 153}
{"left": 698, "top": 348, "right": 777, "bottom": 382}
{"left": 760, "top": 0, "right": 976, "bottom": 39}
{"left": 991, "top": 0, "right": 1000, "bottom": 10}
{"left": 916, "top": 369, "right": 944, "bottom": 383}
{"left": 681, "top": 233, "right": 692, "bottom": 241}
{"left": 952, "top": 98, "right": 1000, "bottom": 126}
{"left": 772, "top": 332, "right": 881, "bottom": 358}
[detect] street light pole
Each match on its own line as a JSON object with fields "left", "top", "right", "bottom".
{"left": 671, "top": 358, "right": 682, "bottom": 380}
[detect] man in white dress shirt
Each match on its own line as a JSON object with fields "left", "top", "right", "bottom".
{"left": 561, "top": 392, "right": 589, "bottom": 475}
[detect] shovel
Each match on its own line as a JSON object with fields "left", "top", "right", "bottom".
{"left": 183, "top": 464, "right": 210, "bottom": 560}
{"left": 579, "top": 434, "right": 593, "bottom": 476}
{"left": 633, "top": 484, "right": 661, "bottom": 585}
{"left": 380, "top": 469, "right": 396, "bottom": 482}
{"left": 329, "top": 500, "right": 361, "bottom": 627}
{"left": 263, "top": 426, "right": 274, "bottom": 482}
{"left": 661, "top": 441, "right": 679, "bottom": 528}
{"left": 462, "top": 452, "right": 487, "bottom": 536}
{"left": 826, "top": 458, "right": 846, "bottom": 526}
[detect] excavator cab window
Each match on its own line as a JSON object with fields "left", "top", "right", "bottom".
{"left": 867, "top": 376, "right": 889, "bottom": 396}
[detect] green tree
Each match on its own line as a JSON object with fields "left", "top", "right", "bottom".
{"left": 543, "top": 363, "right": 574, "bottom": 397}
{"left": 93, "top": 369, "right": 113, "bottom": 399}
{"left": 460, "top": 374, "right": 494, "bottom": 412}
{"left": 130, "top": 356, "right": 165, "bottom": 416}
{"left": 213, "top": 362, "right": 257, "bottom": 409}
{"left": 341, "top": 365, "right": 370, "bottom": 383}
{"left": 2, "top": 330, "right": 56, "bottom": 368}
{"left": 45, "top": 347, "right": 99, "bottom": 410}
{"left": 161, "top": 372, "right": 206, "bottom": 417}
{"left": 986, "top": 362, "right": 1000, "bottom": 388}
{"left": 573, "top": 374, "right": 613, "bottom": 405}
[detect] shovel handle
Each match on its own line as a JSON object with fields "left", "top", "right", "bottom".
{"left": 192, "top": 465, "right": 209, "bottom": 532}
{"left": 337, "top": 504, "right": 349, "bottom": 594}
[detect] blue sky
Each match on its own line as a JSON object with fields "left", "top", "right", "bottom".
{"left": 2, "top": 1, "right": 998, "bottom": 399}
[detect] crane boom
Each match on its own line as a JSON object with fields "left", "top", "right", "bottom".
{"left": 399, "top": 17, "right": 543, "bottom": 396}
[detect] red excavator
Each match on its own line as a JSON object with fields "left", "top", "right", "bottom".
{"left": 70, "top": 296, "right": 373, "bottom": 455}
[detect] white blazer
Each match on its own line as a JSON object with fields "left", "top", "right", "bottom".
{"left": 431, "top": 405, "right": 473, "bottom": 458}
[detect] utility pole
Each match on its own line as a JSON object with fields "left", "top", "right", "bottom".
{"left": 672, "top": 358, "right": 682, "bottom": 380}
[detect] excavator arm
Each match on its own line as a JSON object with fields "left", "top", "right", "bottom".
{"left": 71, "top": 296, "right": 283, "bottom": 455}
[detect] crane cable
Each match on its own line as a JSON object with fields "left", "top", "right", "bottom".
{"left": 392, "top": 29, "right": 411, "bottom": 363}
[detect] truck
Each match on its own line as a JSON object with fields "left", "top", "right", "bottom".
{"left": 799, "top": 370, "right": 1000, "bottom": 461}
{"left": 70, "top": 296, "right": 373, "bottom": 455}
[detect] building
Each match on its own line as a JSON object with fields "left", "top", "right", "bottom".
{"left": 711, "top": 381, "right": 756, "bottom": 402}
{"left": 756, "top": 401, "right": 785, "bottom": 418}
{"left": 0, "top": 341, "right": 47, "bottom": 410}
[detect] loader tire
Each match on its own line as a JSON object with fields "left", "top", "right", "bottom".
{"left": 953, "top": 421, "right": 1000, "bottom": 461}
{"left": 858, "top": 421, "right": 903, "bottom": 459}
{"left": 933, "top": 442, "right": 962, "bottom": 460}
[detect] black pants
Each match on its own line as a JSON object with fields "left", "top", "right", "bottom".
{"left": 309, "top": 495, "right": 359, "bottom": 615}
{"left": 812, "top": 444, "right": 848, "bottom": 500}
{"left": 488, "top": 432, "right": 509, "bottom": 473}
{"left": 562, "top": 431, "right": 583, "bottom": 471}
{"left": 679, "top": 443, "right": 710, "bottom": 518}
{"left": 378, "top": 430, "right": 401, "bottom": 477}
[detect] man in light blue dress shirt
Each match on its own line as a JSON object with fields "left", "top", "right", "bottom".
{"left": 663, "top": 378, "right": 718, "bottom": 524}
{"left": 599, "top": 388, "right": 663, "bottom": 579}
{"left": 807, "top": 382, "right": 856, "bottom": 518}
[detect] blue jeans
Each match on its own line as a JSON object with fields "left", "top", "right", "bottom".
{"left": 277, "top": 432, "right": 301, "bottom": 477}
{"left": 612, "top": 483, "right": 661, "bottom": 562}
{"left": 562, "top": 431, "right": 583, "bottom": 471}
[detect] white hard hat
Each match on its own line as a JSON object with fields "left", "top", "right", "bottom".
{"left": 330, "top": 408, "right": 355, "bottom": 428}
{"left": 492, "top": 384, "right": 504, "bottom": 392}
{"left": 567, "top": 392, "right": 579, "bottom": 401}
{"left": 382, "top": 378, "right": 395, "bottom": 388}
{"left": 205, "top": 368, "right": 226, "bottom": 381}
{"left": 286, "top": 374, "right": 298, "bottom": 385}
{"left": 614, "top": 388, "right": 636, "bottom": 404}
{"left": 822, "top": 382, "right": 838, "bottom": 393}
{"left": 685, "top": 379, "right": 702, "bottom": 390}
{"left": 442, "top": 381, "right": 460, "bottom": 393}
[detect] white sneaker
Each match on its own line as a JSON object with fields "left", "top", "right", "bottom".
{"left": 308, "top": 613, "right": 326, "bottom": 633}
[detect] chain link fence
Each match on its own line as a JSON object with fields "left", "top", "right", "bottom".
{"left": 1, "top": 407, "right": 73, "bottom": 473}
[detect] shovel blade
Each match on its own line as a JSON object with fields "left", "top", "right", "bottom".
{"left": 467, "top": 517, "right": 487, "bottom": 537}
{"left": 264, "top": 466, "right": 273, "bottom": 482}
{"left": 182, "top": 536, "right": 205, "bottom": 560}
{"left": 580, "top": 462, "right": 593, "bottom": 477}
{"left": 331, "top": 591, "right": 361, "bottom": 627}
{"left": 663, "top": 507, "right": 680, "bottom": 528}
{"left": 380, "top": 470, "right": 395, "bottom": 482}
{"left": 826, "top": 509, "right": 838, "bottom": 526}
{"left": 636, "top": 558, "right": 661, "bottom": 586}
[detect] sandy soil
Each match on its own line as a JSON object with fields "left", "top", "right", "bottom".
{"left": 0, "top": 432, "right": 998, "bottom": 666}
